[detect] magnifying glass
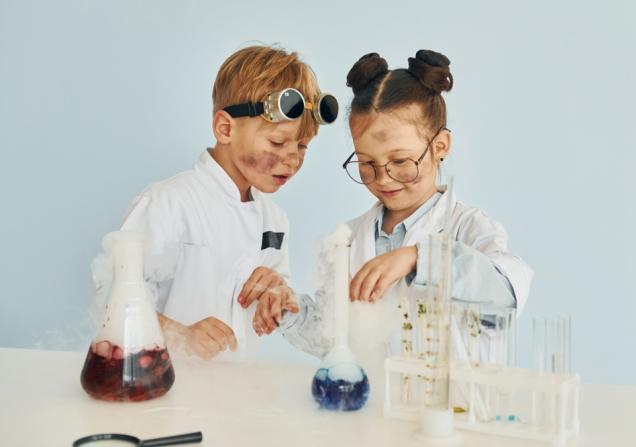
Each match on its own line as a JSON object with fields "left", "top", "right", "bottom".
{"left": 72, "top": 431, "right": 202, "bottom": 446}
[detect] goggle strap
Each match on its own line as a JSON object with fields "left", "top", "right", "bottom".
{"left": 223, "top": 102, "right": 265, "bottom": 118}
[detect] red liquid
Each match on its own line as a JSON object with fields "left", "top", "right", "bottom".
{"left": 80, "top": 343, "right": 175, "bottom": 402}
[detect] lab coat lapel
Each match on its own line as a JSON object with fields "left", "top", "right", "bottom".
{"left": 349, "top": 203, "right": 382, "bottom": 277}
{"left": 403, "top": 188, "right": 457, "bottom": 247}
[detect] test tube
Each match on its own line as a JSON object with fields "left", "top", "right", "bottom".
{"left": 532, "top": 315, "right": 572, "bottom": 432}
{"left": 416, "top": 233, "right": 453, "bottom": 438}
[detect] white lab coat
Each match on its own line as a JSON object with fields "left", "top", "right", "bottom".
{"left": 119, "top": 150, "right": 290, "bottom": 355}
{"left": 341, "top": 188, "right": 533, "bottom": 398}
{"left": 347, "top": 187, "right": 533, "bottom": 314}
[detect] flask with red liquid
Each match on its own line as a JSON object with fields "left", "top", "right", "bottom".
{"left": 80, "top": 231, "right": 175, "bottom": 401}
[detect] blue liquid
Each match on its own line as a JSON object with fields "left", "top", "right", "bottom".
{"left": 311, "top": 367, "right": 370, "bottom": 411}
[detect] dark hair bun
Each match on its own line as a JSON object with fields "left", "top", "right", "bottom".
{"left": 407, "top": 49, "right": 453, "bottom": 93}
{"left": 346, "top": 52, "right": 389, "bottom": 95}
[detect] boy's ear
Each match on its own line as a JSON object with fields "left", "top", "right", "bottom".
{"left": 433, "top": 128, "right": 452, "bottom": 161}
{"left": 212, "top": 110, "right": 234, "bottom": 144}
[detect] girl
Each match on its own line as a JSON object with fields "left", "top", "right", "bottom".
{"left": 273, "top": 50, "right": 533, "bottom": 373}
{"left": 344, "top": 50, "right": 532, "bottom": 312}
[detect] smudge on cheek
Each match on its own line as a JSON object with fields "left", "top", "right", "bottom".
{"left": 239, "top": 152, "right": 281, "bottom": 174}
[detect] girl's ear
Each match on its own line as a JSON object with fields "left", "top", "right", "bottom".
{"left": 212, "top": 110, "right": 234, "bottom": 145}
{"left": 432, "top": 128, "right": 452, "bottom": 161}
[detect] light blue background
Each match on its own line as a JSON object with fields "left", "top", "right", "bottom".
{"left": 1, "top": 0, "right": 634, "bottom": 385}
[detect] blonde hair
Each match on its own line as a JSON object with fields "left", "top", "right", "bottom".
{"left": 213, "top": 45, "right": 321, "bottom": 141}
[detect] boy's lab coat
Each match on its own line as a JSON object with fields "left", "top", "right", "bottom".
{"left": 117, "top": 151, "right": 290, "bottom": 352}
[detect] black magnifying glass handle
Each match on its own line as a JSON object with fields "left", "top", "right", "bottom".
{"left": 140, "top": 431, "right": 202, "bottom": 446}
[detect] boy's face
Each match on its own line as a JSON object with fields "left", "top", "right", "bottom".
{"left": 230, "top": 118, "right": 313, "bottom": 193}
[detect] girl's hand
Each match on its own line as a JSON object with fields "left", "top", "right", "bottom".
{"left": 253, "top": 285, "right": 300, "bottom": 336}
{"left": 237, "top": 266, "right": 285, "bottom": 308}
{"left": 349, "top": 246, "right": 418, "bottom": 302}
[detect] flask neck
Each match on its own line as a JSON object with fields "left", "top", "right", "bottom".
{"left": 111, "top": 241, "right": 144, "bottom": 284}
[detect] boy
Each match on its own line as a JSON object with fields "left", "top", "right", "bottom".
{"left": 112, "top": 45, "right": 337, "bottom": 359}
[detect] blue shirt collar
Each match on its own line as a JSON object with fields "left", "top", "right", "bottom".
{"left": 374, "top": 191, "right": 443, "bottom": 236}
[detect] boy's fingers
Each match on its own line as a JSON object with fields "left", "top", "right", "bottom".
{"left": 238, "top": 270, "right": 264, "bottom": 307}
{"left": 199, "top": 317, "right": 237, "bottom": 351}
{"left": 208, "top": 317, "right": 235, "bottom": 337}
{"left": 259, "top": 296, "right": 277, "bottom": 333}
{"left": 190, "top": 335, "right": 217, "bottom": 359}
{"left": 239, "top": 268, "right": 286, "bottom": 309}
{"left": 284, "top": 300, "right": 300, "bottom": 313}
{"left": 212, "top": 325, "right": 237, "bottom": 352}
{"left": 253, "top": 301, "right": 269, "bottom": 336}
{"left": 207, "top": 326, "right": 230, "bottom": 351}
{"left": 244, "top": 282, "right": 272, "bottom": 307}
{"left": 268, "top": 274, "right": 284, "bottom": 288}
{"left": 196, "top": 324, "right": 225, "bottom": 351}
{"left": 270, "top": 294, "right": 283, "bottom": 324}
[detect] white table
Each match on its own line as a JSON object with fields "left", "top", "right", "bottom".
{"left": 1, "top": 348, "right": 634, "bottom": 446}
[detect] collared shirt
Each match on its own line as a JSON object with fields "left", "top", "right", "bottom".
{"left": 374, "top": 192, "right": 442, "bottom": 284}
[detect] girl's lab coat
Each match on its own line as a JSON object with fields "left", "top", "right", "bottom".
{"left": 347, "top": 187, "right": 533, "bottom": 314}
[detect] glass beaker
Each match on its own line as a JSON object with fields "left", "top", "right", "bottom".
{"left": 80, "top": 231, "right": 175, "bottom": 401}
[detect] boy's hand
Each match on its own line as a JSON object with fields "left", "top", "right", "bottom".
{"left": 160, "top": 314, "right": 238, "bottom": 359}
{"left": 349, "top": 246, "right": 418, "bottom": 302}
{"left": 184, "top": 316, "right": 238, "bottom": 359}
{"left": 253, "top": 285, "right": 300, "bottom": 336}
{"left": 185, "top": 317, "right": 236, "bottom": 359}
{"left": 237, "top": 266, "right": 286, "bottom": 308}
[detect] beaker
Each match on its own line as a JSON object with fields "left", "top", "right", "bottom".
{"left": 80, "top": 231, "right": 175, "bottom": 401}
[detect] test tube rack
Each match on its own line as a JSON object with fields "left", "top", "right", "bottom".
{"left": 384, "top": 358, "right": 580, "bottom": 446}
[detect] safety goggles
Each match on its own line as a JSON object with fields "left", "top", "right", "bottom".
{"left": 223, "top": 88, "right": 339, "bottom": 125}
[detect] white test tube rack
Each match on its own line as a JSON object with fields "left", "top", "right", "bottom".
{"left": 384, "top": 358, "right": 580, "bottom": 446}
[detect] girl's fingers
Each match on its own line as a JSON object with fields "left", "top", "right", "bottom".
{"left": 359, "top": 268, "right": 382, "bottom": 302}
{"left": 370, "top": 275, "right": 392, "bottom": 302}
{"left": 254, "top": 295, "right": 271, "bottom": 336}
{"left": 349, "top": 267, "right": 368, "bottom": 301}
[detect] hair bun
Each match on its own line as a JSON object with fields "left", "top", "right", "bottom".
{"left": 346, "top": 52, "right": 389, "bottom": 95}
{"left": 407, "top": 49, "right": 453, "bottom": 93}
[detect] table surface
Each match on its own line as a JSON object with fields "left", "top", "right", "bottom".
{"left": 1, "top": 348, "right": 634, "bottom": 447}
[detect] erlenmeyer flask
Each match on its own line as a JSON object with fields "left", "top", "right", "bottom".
{"left": 310, "top": 225, "right": 369, "bottom": 411}
{"left": 80, "top": 231, "right": 175, "bottom": 401}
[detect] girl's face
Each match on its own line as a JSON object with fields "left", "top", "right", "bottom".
{"left": 350, "top": 109, "right": 450, "bottom": 214}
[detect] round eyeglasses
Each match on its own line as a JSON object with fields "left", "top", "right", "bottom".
{"left": 342, "top": 127, "right": 448, "bottom": 185}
